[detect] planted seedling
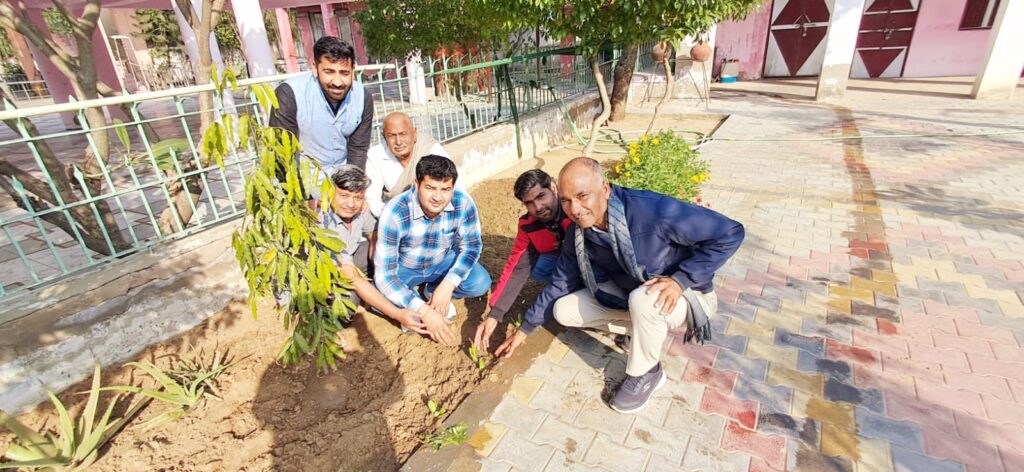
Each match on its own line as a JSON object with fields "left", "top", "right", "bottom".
{"left": 103, "top": 348, "right": 245, "bottom": 431}
{"left": 467, "top": 345, "right": 491, "bottom": 372}
{"left": 426, "top": 399, "right": 447, "bottom": 418}
{"left": 422, "top": 423, "right": 468, "bottom": 451}
{"left": 0, "top": 362, "right": 146, "bottom": 470}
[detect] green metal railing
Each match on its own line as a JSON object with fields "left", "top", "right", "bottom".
{"left": 0, "top": 45, "right": 623, "bottom": 299}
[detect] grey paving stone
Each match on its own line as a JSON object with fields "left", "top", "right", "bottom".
{"left": 489, "top": 428, "right": 557, "bottom": 472}
{"left": 775, "top": 329, "right": 825, "bottom": 356}
{"left": 492, "top": 396, "right": 549, "bottom": 437}
{"left": 681, "top": 437, "right": 751, "bottom": 472}
{"left": 544, "top": 450, "right": 609, "bottom": 472}
{"left": 734, "top": 375, "right": 793, "bottom": 415}
{"left": 531, "top": 415, "right": 597, "bottom": 463}
{"left": 582, "top": 433, "right": 651, "bottom": 471}
{"left": 523, "top": 357, "right": 580, "bottom": 390}
{"left": 855, "top": 407, "right": 923, "bottom": 453}
{"left": 663, "top": 403, "right": 726, "bottom": 441}
{"left": 892, "top": 446, "right": 966, "bottom": 472}
{"left": 624, "top": 415, "right": 689, "bottom": 464}
{"left": 715, "top": 348, "right": 769, "bottom": 380}
{"left": 575, "top": 398, "right": 636, "bottom": 443}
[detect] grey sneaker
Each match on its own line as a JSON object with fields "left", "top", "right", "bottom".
{"left": 610, "top": 363, "right": 666, "bottom": 414}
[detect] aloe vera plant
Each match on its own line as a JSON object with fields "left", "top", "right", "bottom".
{"left": 102, "top": 350, "right": 243, "bottom": 431}
{"left": 0, "top": 363, "right": 145, "bottom": 470}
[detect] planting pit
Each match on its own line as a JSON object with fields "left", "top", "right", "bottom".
{"left": 0, "top": 112, "right": 725, "bottom": 471}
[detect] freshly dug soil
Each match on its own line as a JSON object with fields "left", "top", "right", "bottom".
{"left": 0, "top": 178, "right": 532, "bottom": 472}
{"left": 1, "top": 113, "right": 724, "bottom": 471}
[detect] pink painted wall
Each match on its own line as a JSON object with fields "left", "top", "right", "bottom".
{"left": 713, "top": 3, "right": 772, "bottom": 79}
{"left": 901, "top": 0, "right": 991, "bottom": 77}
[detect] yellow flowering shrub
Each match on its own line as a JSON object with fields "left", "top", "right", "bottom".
{"left": 608, "top": 130, "right": 710, "bottom": 203}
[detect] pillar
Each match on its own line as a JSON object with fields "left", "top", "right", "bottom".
{"left": 4, "top": 26, "right": 41, "bottom": 83}
{"left": 814, "top": 0, "right": 867, "bottom": 101}
{"left": 406, "top": 51, "right": 427, "bottom": 104}
{"left": 274, "top": 9, "right": 300, "bottom": 72}
{"left": 232, "top": 0, "right": 277, "bottom": 77}
{"left": 297, "top": 12, "right": 316, "bottom": 66}
{"left": 320, "top": 3, "right": 339, "bottom": 37}
{"left": 171, "top": 0, "right": 235, "bottom": 112}
{"left": 92, "top": 20, "right": 126, "bottom": 94}
{"left": 24, "top": 8, "right": 77, "bottom": 127}
{"left": 971, "top": 0, "right": 1024, "bottom": 99}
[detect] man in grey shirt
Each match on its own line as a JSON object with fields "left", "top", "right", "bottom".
{"left": 323, "top": 166, "right": 430, "bottom": 333}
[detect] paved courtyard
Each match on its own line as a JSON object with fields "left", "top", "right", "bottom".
{"left": 459, "top": 79, "right": 1024, "bottom": 471}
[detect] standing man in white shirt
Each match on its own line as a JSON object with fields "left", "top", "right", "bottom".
{"left": 365, "top": 112, "right": 452, "bottom": 217}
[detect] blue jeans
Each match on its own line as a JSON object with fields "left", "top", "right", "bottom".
{"left": 531, "top": 253, "right": 558, "bottom": 282}
{"left": 397, "top": 252, "right": 491, "bottom": 301}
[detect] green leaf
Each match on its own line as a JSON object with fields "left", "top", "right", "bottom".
{"left": 112, "top": 118, "right": 131, "bottom": 154}
{"left": 150, "top": 138, "right": 190, "bottom": 171}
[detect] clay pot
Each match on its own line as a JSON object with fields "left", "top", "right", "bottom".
{"left": 651, "top": 42, "right": 670, "bottom": 63}
{"left": 690, "top": 42, "right": 712, "bottom": 62}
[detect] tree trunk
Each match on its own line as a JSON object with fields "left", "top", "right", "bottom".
{"left": 644, "top": 42, "right": 675, "bottom": 137}
{"left": 609, "top": 44, "right": 639, "bottom": 122}
{"left": 583, "top": 54, "right": 611, "bottom": 158}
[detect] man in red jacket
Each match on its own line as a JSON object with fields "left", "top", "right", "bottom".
{"left": 473, "top": 170, "right": 571, "bottom": 351}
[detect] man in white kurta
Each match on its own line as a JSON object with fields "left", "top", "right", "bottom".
{"left": 365, "top": 112, "right": 453, "bottom": 217}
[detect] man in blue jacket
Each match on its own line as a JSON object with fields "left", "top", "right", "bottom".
{"left": 495, "top": 157, "right": 745, "bottom": 414}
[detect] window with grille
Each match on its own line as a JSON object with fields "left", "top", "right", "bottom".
{"left": 960, "top": 0, "right": 1001, "bottom": 29}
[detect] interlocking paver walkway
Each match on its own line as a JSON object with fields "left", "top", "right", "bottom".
{"left": 464, "top": 82, "right": 1024, "bottom": 471}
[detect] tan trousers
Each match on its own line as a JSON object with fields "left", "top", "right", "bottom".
{"left": 553, "top": 281, "right": 717, "bottom": 376}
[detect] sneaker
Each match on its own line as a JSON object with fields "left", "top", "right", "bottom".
{"left": 614, "top": 334, "right": 631, "bottom": 353}
{"left": 610, "top": 363, "right": 666, "bottom": 414}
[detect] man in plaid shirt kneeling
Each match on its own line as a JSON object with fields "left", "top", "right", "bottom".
{"left": 373, "top": 154, "right": 491, "bottom": 345}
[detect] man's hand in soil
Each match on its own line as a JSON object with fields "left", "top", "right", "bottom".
{"left": 395, "top": 308, "right": 429, "bottom": 335}
{"left": 495, "top": 329, "right": 528, "bottom": 358}
{"left": 418, "top": 304, "right": 456, "bottom": 345}
{"left": 428, "top": 280, "right": 456, "bottom": 321}
{"left": 473, "top": 317, "right": 499, "bottom": 351}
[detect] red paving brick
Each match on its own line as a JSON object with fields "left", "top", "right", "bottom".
{"left": 906, "top": 342, "right": 970, "bottom": 370}
{"left": 853, "top": 330, "right": 908, "bottom": 357}
{"left": 915, "top": 378, "right": 986, "bottom": 416}
{"left": 990, "top": 343, "right": 1024, "bottom": 363}
{"left": 721, "top": 420, "right": 786, "bottom": 470}
{"left": 877, "top": 319, "right": 898, "bottom": 335}
{"left": 932, "top": 332, "right": 993, "bottom": 357}
{"left": 684, "top": 363, "right": 739, "bottom": 393}
{"left": 701, "top": 387, "right": 759, "bottom": 430}
{"left": 955, "top": 321, "right": 1020, "bottom": 346}
{"left": 967, "top": 354, "right": 1024, "bottom": 383}
{"left": 943, "top": 373, "right": 1014, "bottom": 402}
{"left": 825, "top": 338, "right": 880, "bottom": 366}
{"left": 668, "top": 338, "right": 718, "bottom": 367}
{"left": 921, "top": 423, "right": 1006, "bottom": 472}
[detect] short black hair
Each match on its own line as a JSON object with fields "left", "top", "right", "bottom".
{"left": 415, "top": 155, "right": 458, "bottom": 184}
{"left": 331, "top": 165, "right": 370, "bottom": 193}
{"left": 513, "top": 169, "right": 553, "bottom": 201}
{"left": 313, "top": 36, "right": 356, "bottom": 65}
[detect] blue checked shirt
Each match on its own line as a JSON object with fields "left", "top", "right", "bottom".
{"left": 373, "top": 187, "right": 483, "bottom": 311}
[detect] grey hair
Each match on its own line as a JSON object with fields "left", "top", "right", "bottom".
{"left": 330, "top": 165, "right": 371, "bottom": 193}
{"left": 560, "top": 156, "right": 606, "bottom": 185}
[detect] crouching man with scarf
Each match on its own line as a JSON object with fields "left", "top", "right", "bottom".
{"left": 495, "top": 157, "right": 745, "bottom": 413}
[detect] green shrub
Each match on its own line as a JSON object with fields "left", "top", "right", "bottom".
{"left": 608, "top": 131, "right": 710, "bottom": 203}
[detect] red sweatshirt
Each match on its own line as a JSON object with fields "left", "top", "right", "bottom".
{"left": 488, "top": 213, "right": 572, "bottom": 321}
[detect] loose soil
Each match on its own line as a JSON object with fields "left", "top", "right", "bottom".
{"left": 1, "top": 113, "right": 724, "bottom": 472}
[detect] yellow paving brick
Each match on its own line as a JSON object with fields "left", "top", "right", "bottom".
{"left": 909, "top": 256, "right": 956, "bottom": 273}
{"left": 806, "top": 397, "right": 854, "bottom": 431}
{"left": 850, "top": 276, "right": 897, "bottom": 298}
{"left": 936, "top": 271, "right": 987, "bottom": 289}
{"left": 828, "top": 296, "right": 853, "bottom": 314}
{"left": 767, "top": 364, "right": 824, "bottom": 395}
{"left": 965, "top": 285, "right": 1021, "bottom": 304}
{"left": 466, "top": 421, "right": 508, "bottom": 457}
{"left": 891, "top": 262, "right": 935, "bottom": 282}
{"left": 822, "top": 423, "right": 862, "bottom": 462}
{"left": 829, "top": 286, "right": 874, "bottom": 304}
{"left": 998, "top": 300, "right": 1024, "bottom": 318}
{"left": 509, "top": 376, "right": 544, "bottom": 405}
{"left": 546, "top": 336, "right": 570, "bottom": 364}
{"left": 780, "top": 300, "right": 828, "bottom": 322}
{"left": 754, "top": 308, "right": 804, "bottom": 333}
{"left": 726, "top": 317, "right": 775, "bottom": 342}
{"left": 746, "top": 338, "right": 799, "bottom": 369}
{"left": 792, "top": 390, "right": 811, "bottom": 419}
{"left": 870, "top": 270, "right": 899, "bottom": 285}
{"left": 855, "top": 436, "right": 893, "bottom": 472}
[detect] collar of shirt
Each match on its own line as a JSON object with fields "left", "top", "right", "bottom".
{"left": 317, "top": 83, "right": 351, "bottom": 118}
{"left": 408, "top": 187, "right": 457, "bottom": 220}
